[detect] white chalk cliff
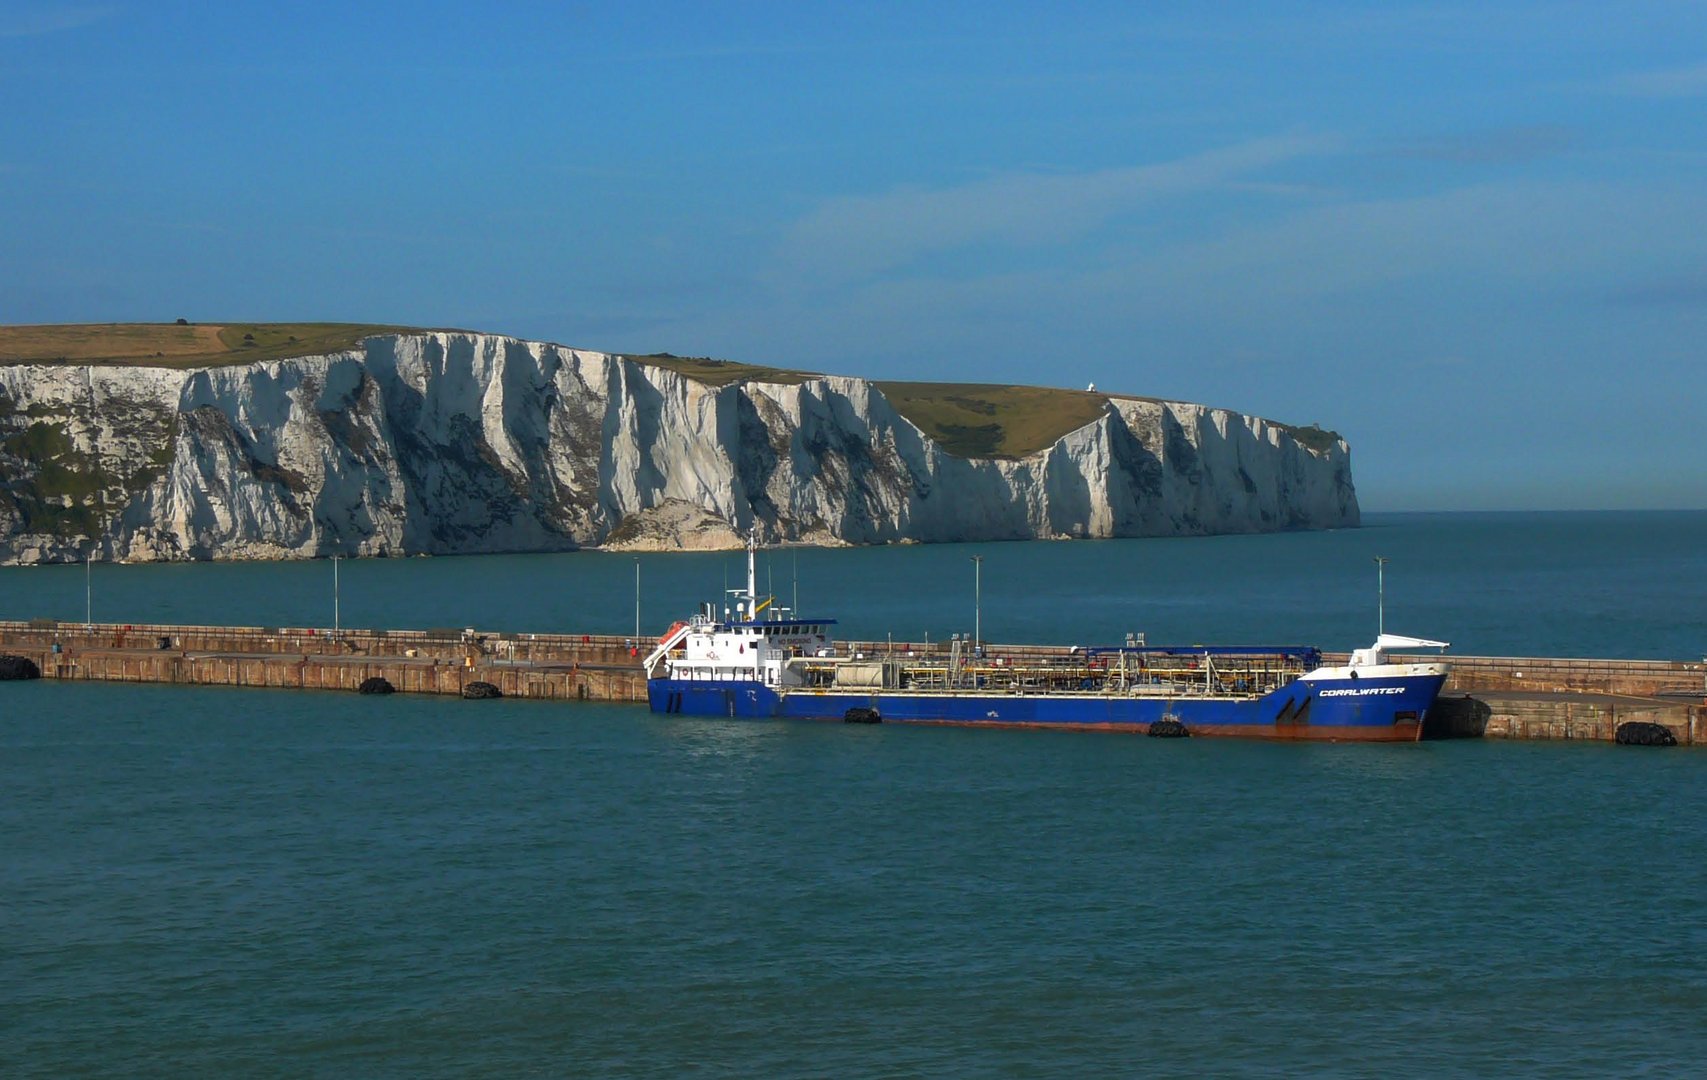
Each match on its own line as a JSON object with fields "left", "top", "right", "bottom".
{"left": 0, "top": 333, "right": 1358, "bottom": 563}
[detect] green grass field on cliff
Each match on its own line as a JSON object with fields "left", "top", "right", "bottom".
{"left": 0, "top": 322, "right": 421, "bottom": 368}
{"left": 0, "top": 323, "right": 1339, "bottom": 460}
{"left": 872, "top": 381, "right": 1116, "bottom": 457}
{"left": 629, "top": 353, "right": 821, "bottom": 389}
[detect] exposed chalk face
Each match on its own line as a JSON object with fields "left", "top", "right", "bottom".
{"left": 0, "top": 333, "right": 1358, "bottom": 563}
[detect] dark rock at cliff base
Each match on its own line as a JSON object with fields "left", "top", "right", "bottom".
{"left": 1148, "top": 717, "right": 1190, "bottom": 738}
{"left": 1615, "top": 721, "right": 1677, "bottom": 747}
{"left": 462, "top": 681, "right": 502, "bottom": 700}
{"left": 0, "top": 655, "right": 42, "bottom": 680}
{"left": 358, "top": 676, "right": 395, "bottom": 695}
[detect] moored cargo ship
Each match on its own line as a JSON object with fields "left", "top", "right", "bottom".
{"left": 644, "top": 537, "right": 1450, "bottom": 741}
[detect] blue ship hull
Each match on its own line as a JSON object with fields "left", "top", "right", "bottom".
{"left": 648, "top": 671, "right": 1447, "bottom": 741}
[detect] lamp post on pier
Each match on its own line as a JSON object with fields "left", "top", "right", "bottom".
{"left": 332, "top": 554, "right": 341, "bottom": 635}
{"left": 634, "top": 557, "right": 641, "bottom": 640}
{"left": 85, "top": 550, "right": 93, "bottom": 629}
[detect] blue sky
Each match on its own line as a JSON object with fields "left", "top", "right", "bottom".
{"left": 3, "top": 2, "right": 1703, "bottom": 511}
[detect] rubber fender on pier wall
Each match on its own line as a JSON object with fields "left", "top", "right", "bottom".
{"left": 844, "top": 707, "right": 882, "bottom": 724}
{"left": 1615, "top": 721, "right": 1678, "bottom": 747}
{"left": 1148, "top": 717, "right": 1190, "bottom": 738}
{"left": 0, "top": 655, "right": 42, "bottom": 680}
{"left": 1421, "top": 695, "right": 1491, "bottom": 739}
{"left": 462, "top": 681, "right": 502, "bottom": 700}
{"left": 358, "top": 676, "right": 395, "bottom": 695}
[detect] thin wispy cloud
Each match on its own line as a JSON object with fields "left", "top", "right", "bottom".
{"left": 623, "top": 39, "right": 838, "bottom": 63}
{"left": 772, "top": 134, "right": 1339, "bottom": 285}
{"left": 623, "top": 28, "right": 1021, "bottom": 66}
{"left": 1128, "top": 3, "right": 1557, "bottom": 50}
{"left": 1606, "top": 272, "right": 1707, "bottom": 307}
{"left": 1384, "top": 125, "right": 1575, "bottom": 165}
{"left": 711, "top": 175, "right": 1707, "bottom": 381}
{"left": 1599, "top": 61, "right": 1707, "bottom": 98}
{"left": 0, "top": 4, "right": 115, "bottom": 38}
{"left": 1069, "top": 178, "right": 1707, "bottom": 311}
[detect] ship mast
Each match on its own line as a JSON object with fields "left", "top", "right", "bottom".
{"left": 746, "top": 529, "right": 758, "bottom": 621}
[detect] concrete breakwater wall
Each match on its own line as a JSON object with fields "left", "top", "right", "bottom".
{"left": 1424, "top": 692, "right": 1704, "bottom": 743}
{"left": 1372, "top": 653, "right": 1705, "bottom": 744}
{"left": 3, "top": 620, "right": 1702, "bottom": 742}
{"left": 1426, "top": 654, "right": 1706, "bottom": 698}
{"left": 19, "top": 647, "right": 646, "bottom": 702}
{"left": 0, "top": 620, "right": 647, "bottom": 703}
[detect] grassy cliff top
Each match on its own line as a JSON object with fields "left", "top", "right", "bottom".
{"left": 0, "top": 323, "right": 1340, "bottom": 459}
{"left": 623, "top": 352, "right": 821, "bottom": 388}
{"left": 624, "top": 358, "right": 1123, "bottom": 457}
{"left": 874, "top": 381, "right": 1117, "bottom": 457}
{"left": 0, "top": 322, "right": 422, "bottom": 368}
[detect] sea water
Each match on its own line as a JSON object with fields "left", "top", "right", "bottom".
{"left": 3, "top": 512, "right": 1706, "bottom": 1077}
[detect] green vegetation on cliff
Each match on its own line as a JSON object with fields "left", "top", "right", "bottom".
{"left": 625, "top": 353, "right": 819, "bottom": 388}
{"left": 1276, "top": 423, "right": 1342, "bottom": 453}
{"left": 0, "top": 420, "right": 108, "bottom": 537}
{"left": 873, "top": 381, "right": 1114, "bottom": 458}
{"left": 624, "top": 359, "right": 1116, "bottom": 458}
{"left": 0, "top": 322, "right": 424, "bottom": 368}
